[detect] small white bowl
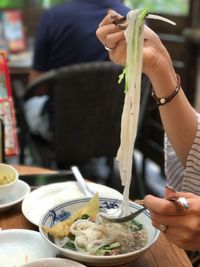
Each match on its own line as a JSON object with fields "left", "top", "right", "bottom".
{"left": 0, "top": 229, "right": 58, "bottom": 266}
{"left": 21, "top": 258, "right": 86, "bottom": 267}
{"left": 0, "top": 163, "right": 18, "bottom": 201}
{"left": 39, "top": 197, "right": 160, "bottom": 267}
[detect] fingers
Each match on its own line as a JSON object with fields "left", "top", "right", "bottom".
{"left": 164, "top": 186, "right": 196, "bottom": 200}
{"left": 144, "top": 194, "right": 186, "bottom": 216}
{"left": 151, "top": 212, "right": 186, "bottom": 227}
{"left": 98, "top": 10, "right": 120, "bottom": 27}
{"left": 96, "top": 10, "right": 125, "bottom": 48}
{"left": 152, "top": 223, "right": 190, "bottom": 249}
{"left": 176, "top": 191, "right": 196, "bottom": 199}
{"left": 96, "top": 24, "right": 115, "bottom": 45}
{"left": 153, "top": 221, "right": 199, "bottom": 250}
{"left": 109, "top": 39, "right": 127, "bottom": 66}
{"left": 96, "top": 24, "right": 124, "bottom": 49}
{"left": 105, "top": 31, "right": 125, "bottom": 50}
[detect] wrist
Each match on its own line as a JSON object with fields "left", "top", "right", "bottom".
{"left": 150, "top": 72, "right": 178, "bottom": 98}
{"left": 146, "top": 61, "right": 177, "bottom": 98}
{"left": 151, "top": 74, "right": 181, "bottom": 106}
{"left": 144, "top": 50, "right": 177, "bottom": 97}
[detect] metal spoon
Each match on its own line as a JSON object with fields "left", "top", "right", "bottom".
{"left": 99, "top": 207, "right": 147, "bottom": 223}
{"left": 100, "top": 190, "right": 189, "bottom": 223}
{"left": 70, "top": 165, "right": 93, "bottom": 197}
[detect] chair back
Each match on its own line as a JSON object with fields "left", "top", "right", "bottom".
{"left": 51, "top": 61, "right": 125, "bottom": 168}
{"left": 23, "top": 62, "right": 126, "bottom": 169}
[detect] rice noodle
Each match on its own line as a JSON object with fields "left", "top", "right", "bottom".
{"left": 68, "top": 218, "right": 147, "bottom": 255}
{"left": 117, "top": 9, "right": 147, "bottom": 215}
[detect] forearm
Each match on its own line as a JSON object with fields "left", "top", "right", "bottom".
{"left": 149, "top": 66, "right": 197, "bottom": 167}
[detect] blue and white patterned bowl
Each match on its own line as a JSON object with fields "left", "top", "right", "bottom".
{"left": 39, "top": 197, "right": 160, "bottom": 267}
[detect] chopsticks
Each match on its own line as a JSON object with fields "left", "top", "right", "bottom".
{"left": 113, "top": 13, "right": 176, "bottom": 28}
{"left": 113, "top": 16, "right": 126, "bottom": 25}
{"left": 113, "top": 16, "right": 127, "bottom": 30}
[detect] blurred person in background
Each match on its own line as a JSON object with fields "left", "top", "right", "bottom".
{"left": 24, "top": 0, "right": 130, "bottom": 180}
{"left": 29, "top": 0, "right": 130, "bottom": 81}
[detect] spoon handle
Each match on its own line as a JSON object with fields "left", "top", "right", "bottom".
{"left": 102, "top": 207, "right": 147, "bottom": 223}
{"left": 71, "top": 166, "right": 92, "bottom": 197}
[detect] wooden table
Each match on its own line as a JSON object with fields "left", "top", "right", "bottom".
{"left": 14, "top": 165, "right": 57, "bottom": 175}
{"left": 0, "top": 165, "right": 193, "bottom": 267}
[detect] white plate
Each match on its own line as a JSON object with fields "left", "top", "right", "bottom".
{"left": 0, "top": 229, "right": 58, "bottom": 267}
{"left": 0, "top": 180, "right": 30, "bottom": 212}
{"left": 22, "top": 181, "right": 123, "bottom": 226}
{"left": 21, "top": 258, "right": 86, "bottom": 267}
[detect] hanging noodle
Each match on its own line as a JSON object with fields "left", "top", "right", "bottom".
{"left": 117, "top": 9, "right": 148, "bottom": 215}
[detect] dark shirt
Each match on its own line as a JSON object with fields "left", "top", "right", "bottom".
{"left": 33, "top": 0, "right": 130, "bottom": 71}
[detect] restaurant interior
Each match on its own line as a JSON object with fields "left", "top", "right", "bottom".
{"left": 1, "top": 1, "right": 200, "bottom": 266}
{"left": 0, "top": 0, "right": 200, "bottom": 200}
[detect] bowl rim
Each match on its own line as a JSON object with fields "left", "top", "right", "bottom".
{"left": 39, "top": 197, "right": 160, "bottom": 260}
{"left": 21, "top": 257, "right": 87, "bottom": 267}
{"left": 0, "top": 163, "right": 18, "bottom": 187}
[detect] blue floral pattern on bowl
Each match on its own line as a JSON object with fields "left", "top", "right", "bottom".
{"left": 100, "top": 200, "right": 119, "bottom": 210}
{"left": 48, "top": 209, "right": 71, "bottom": 225}
{"left": 42, "top": 198, "right": 122, "bottom": 228}
{"left": 46, "top": 199, "right": 120, "bottom": 227}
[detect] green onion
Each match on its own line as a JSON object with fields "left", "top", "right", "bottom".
{"left": 96, "top": 242, "right": 121, "bottom": 255}
{"left": 131, "top": 219, "right": 143, "bottom": 231}
{"left": 63, "top": 241, "right": 76, "bottom": 250}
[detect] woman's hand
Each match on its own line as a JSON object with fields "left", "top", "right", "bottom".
{"left": 96, "top": 10, "right": 175, "bottom": 80}
{"left": 144, "top": 192, "right": 200, "bottom": 251}
{"left": 96, "top": 10, "right": 127, "bottom": 66}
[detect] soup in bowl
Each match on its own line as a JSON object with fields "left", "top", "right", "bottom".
{"left": 0, "top": 163, "right": 18, "bottom": 201}
{"left": 39, "top": 195, "right": 160, "bottom": 266}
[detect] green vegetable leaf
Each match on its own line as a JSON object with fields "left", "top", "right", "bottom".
{"left": 63, "top": 241, "right": 76, "bottom": 250}
{"left": 131, "top": 219, "right": 143, "bottom": 231}
{"left": 96, "top": 242, "right": 121, "bottom": 255}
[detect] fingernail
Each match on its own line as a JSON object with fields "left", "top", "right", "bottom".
{"left": 107, "top": 9, "right": 118, "bottom": 18}
{"left": 110, "top": 14, "right": 118, "bottom": 19}
{"left": 107, "top": 8, "right": 114, "bottom": 13}
{"left": 117, "top": 24, "right": 127, "bottom": 30}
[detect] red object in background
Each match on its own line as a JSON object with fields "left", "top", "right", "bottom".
{"left": 0, "top": 51, "right": 18, "bottom": 157}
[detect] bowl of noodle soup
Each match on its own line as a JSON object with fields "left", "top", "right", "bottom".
{"left": 39, "top": 196, "right": 160, "bottom": 266}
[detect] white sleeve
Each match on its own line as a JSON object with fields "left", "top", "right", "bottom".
{"left": 165, "top": 112, "right": 200, "bottom": 195}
